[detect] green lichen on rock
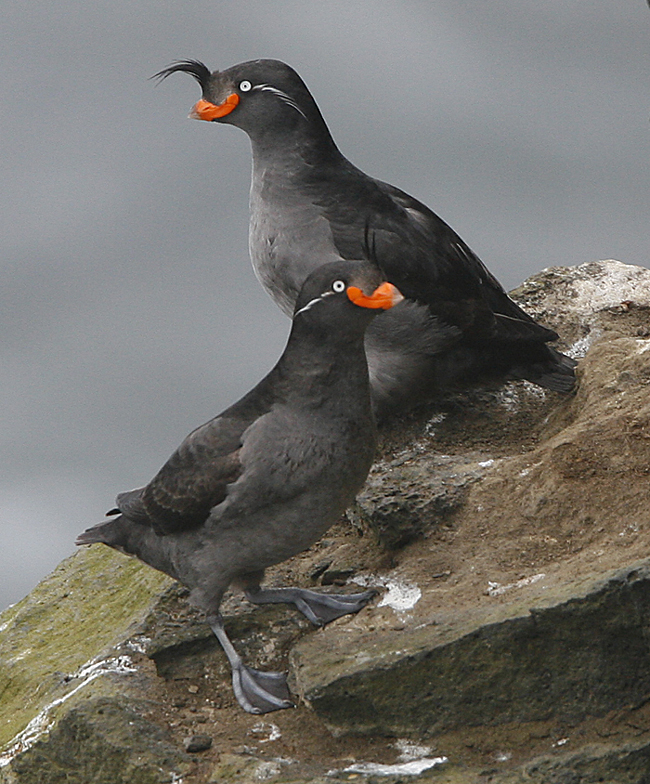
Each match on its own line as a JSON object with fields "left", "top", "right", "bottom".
{"left": 0, "top": 546, "right": 171, "bottom": 749}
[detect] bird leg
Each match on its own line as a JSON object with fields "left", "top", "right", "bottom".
{"left": 207, "top": 612, "right": 293, "bottom": 714}
{"left": 244, "top": 583, "right": 378, "bottom": 626}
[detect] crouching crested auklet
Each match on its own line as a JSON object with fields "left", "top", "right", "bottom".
{"left": 154, "top": 58, "right": 576, "bottom": 416}
{"left": 77, "top": 261, "right": 403, "bottom": 714}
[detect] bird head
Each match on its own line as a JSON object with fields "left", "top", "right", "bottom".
{"left": 293, "top": 261, "right": 403, "bottom": 332}
{"left": 153, "top": 58, "right": 323, "bottom": 136}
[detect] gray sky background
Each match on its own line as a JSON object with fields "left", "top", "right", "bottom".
{"left": 1, "top": 1, "right": 649, "bottom": 610}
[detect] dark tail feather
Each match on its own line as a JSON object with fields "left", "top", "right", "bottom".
{"left": 76, "top": 515, "right": 179, "bottom": 582}
{"left": 76, "top": 517, "right": 127, "bottom": 548}
{"left": 518, "top": 346, "right": 577, "bottom": 393}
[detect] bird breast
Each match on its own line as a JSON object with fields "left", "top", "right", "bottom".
{"left": 249, "top": 165, "right": 342, "bottom": 315}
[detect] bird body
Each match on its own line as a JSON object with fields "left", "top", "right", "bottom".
{"left": 156, "top": 58, "right": 576, "bottom": 415}
{"left": 78, "top": 261, "right": 402, "bottom": 713}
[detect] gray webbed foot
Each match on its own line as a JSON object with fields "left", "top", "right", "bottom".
{"left": 232, "top": 663, "right": 294, "bottom": 714}
{"left": 207, "top": 612, "right": 294, "bottom": 714}
{"left": 245, "top": 585, "right": 378, "bottom": 626}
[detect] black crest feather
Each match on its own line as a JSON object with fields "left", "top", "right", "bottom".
{"left": 151, "top": 59, "right": 212, "bottom": 91}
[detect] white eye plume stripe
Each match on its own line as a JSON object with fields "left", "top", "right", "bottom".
{"left": 254, "top": 84, "right": 308, "bottom": 120}
{"left": 294, "top": 290, "right": 335, "bottom": 317}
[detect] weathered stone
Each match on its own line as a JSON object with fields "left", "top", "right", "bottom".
{"left": 511, "top": 258, "right": 650, "bottom": 352}
{"left": 206, "top": 753, "right": 291, "bottom": 783}
{"left": 292, "top": 560, "right": 650, "bottom": 737}
{"left": 3, "top": 693, "right": 189, "bottom": 784}
{"left": 292, "top": 262, "right": 650, "bottom": 741}
{"left": 184, "top": 733, "right": 213, "bottom": 753}
{"left": 320, "top": 567, "right": 358, "bottom": 586}
{"left": 358, "top": 452, "right": 492, "bottom": 548}
{"left": 0, "top": 547, "right": 192, "bottom": 783}
{"left": 494, "top": 738, "right": 650, "bottom": 784}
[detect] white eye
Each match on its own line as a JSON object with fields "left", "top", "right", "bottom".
{"left": 239, "top": 80, "right": 252, "bottom": 92}
{"left": 332, "top": 280, "right": 346, "bottom": 293}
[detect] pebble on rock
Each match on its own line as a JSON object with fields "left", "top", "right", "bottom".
{"left": 184, "top": 734, "right": 213, "bottom": 753}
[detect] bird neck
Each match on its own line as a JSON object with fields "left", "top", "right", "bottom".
{"left": 249, "top": 118, "right": 344, "bottom": 174}
{"left": 272, "top": 325, "right": 373, "bottom": 415}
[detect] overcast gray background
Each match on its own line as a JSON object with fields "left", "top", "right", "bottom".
{"left": 1, "top": 2, "right": 649, "bottom": 610}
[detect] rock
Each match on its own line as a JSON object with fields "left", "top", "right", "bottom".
{"left": 495, "top": 738, "right": 650, "bottom": 784}
{"left": 511, "top": 258, "right": 650, "bottom": 351}
{"left": 292, "top": 559, "right": 650, "bottom": 736}
{"left": 184, "top": 734, "right": 213, "bottom": 753}
{"left": 0, "top": 547, "right": 191, "bottom": 784}
{"left": 2, "top": 259, "right": 650, "bottom": 783}
{"left": 206, "top": 753, "right": 288, "bottom": 783}
{"left": 4, "top": 695, "right": 189, "bottom": 784}
{"left": 320, "top": 567, "right": 358, "bottom": 586}
{"left": 292, "top": 260, "right": 650, "bottom": 741}
{"left": 357, "top": 451, "right": 492, "bottom": 549}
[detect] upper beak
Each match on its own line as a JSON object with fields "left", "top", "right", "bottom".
{"left": 347, "top": 281, "right": 404, "bottom": 310}
{"left": 189, "top": 94, "right": 240, "bottom": 121}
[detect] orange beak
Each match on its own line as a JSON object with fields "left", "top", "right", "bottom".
{"left": 189, "top": 94, "right": 240, "bottom": 121}
{"left": 347, "top": 281, "right": 404, "bottom": 310}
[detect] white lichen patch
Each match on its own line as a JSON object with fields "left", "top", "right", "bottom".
{"left": 562, "top": 260, "right": 650, "bottom": 315}
{"left": 248, "top": 721, "right": 281, "bottom": 743}
{"left": 495, "top": 381, "right": 547, "bottom": 414}
{"left": 125, "top": 635, "right": 152, "bottom": 654}
{"left": 7, "top": 649, "right": 32, "bottom": 663}
{"left": 254, "top": 760, "right": 282, "bottom": 780}
{"left": 487, "top": 573, "right": 545, "bottom": 597}
{"left": 394, "top": 739, "right": 434, "bottom": 761}
{"left": 352, "top": 574, "right": 422, "bottom": 614}
{"left": 496, "top": 385, "right": 521, "bottom": 412}
{"left": 424, "top": 412, "right": 446, "bottom": 437}
{"left": 567, "top": 333, "right": 594, "bottom": 359}
{"left": 0, "top": 655, "right": 136, "bottom": 767}
{"left": 254, "top": 758, "right": 294, "bottom": 780}
{"left": 331, "top": 757, "right": 448, "bottom": 776}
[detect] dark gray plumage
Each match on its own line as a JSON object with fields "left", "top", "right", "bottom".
{"left": 155, "top": 58, "right": 576, "bottom": 417}
{"left": 77, "top": 261, "right": 403, "bottom": 714}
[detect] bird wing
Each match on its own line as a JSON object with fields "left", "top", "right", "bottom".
{"left": 113, "top": 371, "right": 285, "bottom": 535}
{"left": 311, "top": 163, "right": 556, "bottom": 343}
{"left": 112, "top": 414, "right": 245, "bottom": 535}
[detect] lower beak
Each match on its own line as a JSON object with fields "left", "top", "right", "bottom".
{"left": 347, "top": 281, "right": 404, "bottom": 310}
{"left": 189, "top": 94, "right": 240, "bottom": 121}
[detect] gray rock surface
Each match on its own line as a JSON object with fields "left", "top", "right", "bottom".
{"left": 292, "top": 559, "right": 650, "bottom": 735}
{"left": 2, "top": 259, "right": 650, "bottom": 783}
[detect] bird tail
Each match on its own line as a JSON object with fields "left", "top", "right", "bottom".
{"left": 76, "top": 514, "right": 180, "bottom": 582}
{"left": 76, "top": 516, "right": 130, "bottom": 548}
{"left": 515, "top": 345, "right": 577, "bottom": 393}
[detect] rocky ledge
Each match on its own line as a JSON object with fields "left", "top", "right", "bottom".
{"left": 2, "top": 259, "right": 650, "bottom": 784}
